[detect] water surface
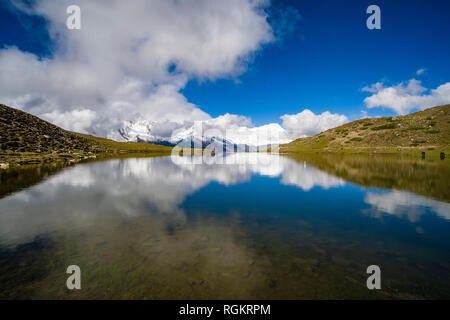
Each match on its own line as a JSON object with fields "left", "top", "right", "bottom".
{"left": 0, "top": 154, "right": 449, "bottom": 299}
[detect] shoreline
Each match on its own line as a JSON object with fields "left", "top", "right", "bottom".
{"left": 2, "top": 145, "right": 449, "bottom": 168}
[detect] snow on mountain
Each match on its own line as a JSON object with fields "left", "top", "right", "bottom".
{"left": 118, "top": 120, "right": 155, "bottom": 142}
{"left": 113, "top": 118, "right": 292, "bottom": 149}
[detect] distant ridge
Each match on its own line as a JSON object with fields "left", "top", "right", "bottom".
{"left": 280, "top": 104, "right": 450, "bottom": 154}
{"left": 117, "top": 118, "right": 290, "bottom": 149}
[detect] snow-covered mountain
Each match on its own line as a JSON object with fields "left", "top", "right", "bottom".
{"left": 112, "top": 119, "right": 292, "bottom": 151}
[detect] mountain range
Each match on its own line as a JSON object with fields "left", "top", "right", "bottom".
{"left": 116, "top": 119, "right": 291, "bottom": 151}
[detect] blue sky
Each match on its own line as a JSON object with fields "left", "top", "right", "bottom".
{"left": 183, "top": 0, "right": 450, "bottom": 124}
{"left": 0, "top": 0, "right": 449, "bottom": 140}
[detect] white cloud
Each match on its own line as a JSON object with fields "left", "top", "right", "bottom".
{"left": 416, "top": 68, "right": 427, "bottom": 76}
{"left": 41, "top": 109, "right": 97, "bottom": 133}
{"left": 280, "top": 109, "right": 348, "bottom": 138}
{"left": 363, "top": 78, "right": 450, "bottom": 115}
{"left": 361, "top": 81, "right": 384, "bottom": 93}
{"left": 365, "top": 190, "right": 450, "bottom": 222}
{"left": 200, "top": 114, "right": 291, "bottom": 145}
{"left": 0, "top": 0, "right": 275, "bottom": 137}
{"left": 203, "top": 113, "right": 253, "bottom": 131}
{"left": 280, "top": 161, "right": 345, "bottom": 191}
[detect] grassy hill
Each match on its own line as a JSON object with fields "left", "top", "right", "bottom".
{"left": 280, "top": 104, "right": 450, "bottom": 156}
{"left": 0, "top": 104, "right": 172, "bottom": 166}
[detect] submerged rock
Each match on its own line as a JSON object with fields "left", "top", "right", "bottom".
{"left": 0, "top": 163, "right": 9, "bottom": 169}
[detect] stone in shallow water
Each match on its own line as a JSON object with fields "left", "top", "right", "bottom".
{"left": 267, "top": 279, "right": 277, "bottom": 288}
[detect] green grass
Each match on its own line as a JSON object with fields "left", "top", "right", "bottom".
{"left": 77, "top": 133, "right": 172, "bottom": 153}
{"left": 407, "top": 126, "right": 425, "bottom": 130}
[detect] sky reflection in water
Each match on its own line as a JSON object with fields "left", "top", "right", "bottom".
{"left": 0, "top": 154, "right": 449, "bottom": 299}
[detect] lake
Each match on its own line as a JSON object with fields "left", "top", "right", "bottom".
{"left": 0, "top": 153, "right": 449, "bottom": 299}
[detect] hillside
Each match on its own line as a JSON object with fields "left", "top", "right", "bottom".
{"left": 280, "top": 104, "right": 450, "bottom": 155}
{"left": 0, "top": 104, "right": 172, "bottom": 166}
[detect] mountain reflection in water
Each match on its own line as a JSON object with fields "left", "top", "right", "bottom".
{"left": 0, "top": 153, "right": 449, "bottom": 299}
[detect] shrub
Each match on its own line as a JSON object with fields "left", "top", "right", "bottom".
{"left": 426, "top": 130, "right": 440, "bottom": 134}
{"left": 371, "top": 123, "right": 397, "bottom": 130}
{"left": 350, "top": 137, "right": 363, "bottom": 142}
